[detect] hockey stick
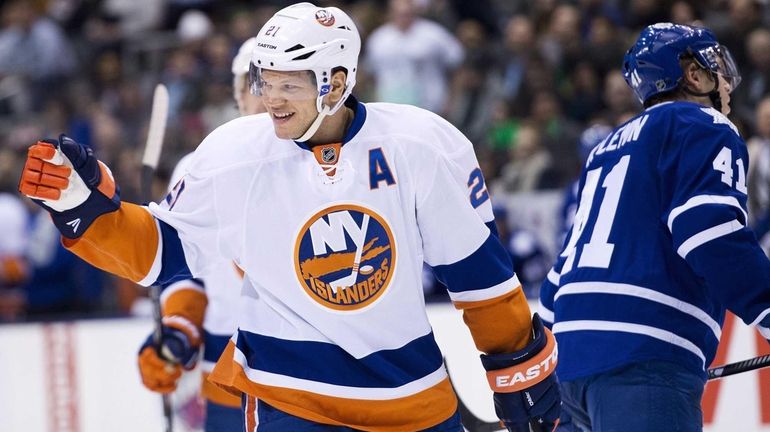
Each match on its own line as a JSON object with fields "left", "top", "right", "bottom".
{"left": 707, "top": 354, "right": 770, "bottom": 380}
{"left": 445, "top": 359, "right": 505, "bottom": 432}
{"left": 141, "top": 83, "right": 172, "bottom": 432}
{"left": 456, "top": 393, "right": 556, "bottom": 432}
{"left": 330, "top": 214, "right": 370, "bottom": 290}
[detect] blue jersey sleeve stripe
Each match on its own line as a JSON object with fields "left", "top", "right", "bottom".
{"left": 677, "top": 219, "right": 743, "bottom": 259}
{"left": 538, "top": 298, "right": 554, "bottom": 326}
{"left": 554, "top": 281, "right": 721, "bottom": 339}
{"left": 547, "top": 268, "right": 560, "bottom": 285}
{"left": 153, "top": 219, "right": 194, "bottom": 285}
{"left": 431, "top": 231, "right": 515, "bottom": 293}
{"left": 553, "top": 320, "right": 707, "bottom": 367}
{"left": 667, "top": 194, "right": 746, "bottom": 232}
{"left": 751, "top": 308, "right": 770, "bottom": 327}
{"left": 235, "top": 330, "right": 443, "bottom": 389}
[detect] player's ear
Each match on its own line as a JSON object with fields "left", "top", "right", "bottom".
{"left": 325, "top": 69, "right": 348, "bottom": 106}
{"left": 682, "top": 61, "right": 711, "bottom": 93}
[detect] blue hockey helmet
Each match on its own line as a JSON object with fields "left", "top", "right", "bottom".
{"left": 622, "top": 23, "right": 741, "bottom": 104}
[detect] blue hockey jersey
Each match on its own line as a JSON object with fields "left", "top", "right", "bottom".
{"left": 539, "top": 101, "right": 770, "bottom": 381}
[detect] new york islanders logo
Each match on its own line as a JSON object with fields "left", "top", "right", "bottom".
{"left": 294, "top": 204, "right": 395, "bottom": 311}
{"left": 315, "top": 10, "right": 335, "bottom": 27}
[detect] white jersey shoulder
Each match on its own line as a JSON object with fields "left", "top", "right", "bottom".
{"left": 363, "top": 102, "right": 472, "bottom": 156}
{"left": 186, "top": 113, "right": 298, "bottom": 177}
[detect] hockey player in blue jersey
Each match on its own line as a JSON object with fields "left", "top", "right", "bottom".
{"left": 539, "top": 23, "right": 770, "bottom": 431}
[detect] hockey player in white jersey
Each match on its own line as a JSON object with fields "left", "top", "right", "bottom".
{"left": 19, "top": 3, "right": 559, "bottom": 431}
{"left": 539, "top": 23, "right": 770, "bottom": 432}
{"left": 136, "top": 36, "right": 266, "bottom": 432}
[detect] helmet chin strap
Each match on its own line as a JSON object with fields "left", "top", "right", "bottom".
{"left": 296, "top": 105, "right": 333, "bottom": 143}
{"left": 682, "top": 71, "right": 724, "bottom": 114}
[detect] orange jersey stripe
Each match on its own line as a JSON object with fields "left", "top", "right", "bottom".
{"left": 455, "top": 288, "right": 533, "bottom": 354}
{"left": 201, "top": 372, "right": 241, "bottom": 408}
{"left": 209, "top": 342, "right": 458, "bottom": 432}
{"left": 62, "top": 202, "right": 159, "bottom": 283}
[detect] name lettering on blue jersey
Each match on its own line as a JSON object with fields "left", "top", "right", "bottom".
{"left": 588, "top": 115, "right": 649, "bottom": 165}
{"left": 369, "top": 148, "right": 396, "bottom": 189}
{"left": 294, "top": 204, "right": 396, "bottom": 311}
{"left": 701, "top": 107, "right": 739, "bottom": 136}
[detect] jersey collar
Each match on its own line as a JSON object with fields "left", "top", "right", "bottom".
{"left": 293, "top": 95, "right": 367, "bottom": 151}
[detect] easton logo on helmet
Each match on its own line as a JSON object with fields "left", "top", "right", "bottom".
{"left": 315, "top": 10, "right": 335, "bottom": 27}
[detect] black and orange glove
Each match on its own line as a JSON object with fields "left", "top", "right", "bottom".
{"left": 18, "top": 134, "right": 120, "bottom": 239}
{"left": 481, "top": 314, "right": 560, "bottom": 432}
{"left": 137, "top": 280, "right": 207, "bottom": 394}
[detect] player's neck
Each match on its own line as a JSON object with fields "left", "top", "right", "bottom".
{"left": 307, "top": 106, "right": 354, "bottom": 146}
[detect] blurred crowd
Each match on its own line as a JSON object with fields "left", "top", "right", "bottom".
{"left": 2, "top": 0, "right": 770, "bottom": 321}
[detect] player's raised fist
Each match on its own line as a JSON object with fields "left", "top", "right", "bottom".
{"left": 18, "top": 134, "right": 121, "bottom": 239}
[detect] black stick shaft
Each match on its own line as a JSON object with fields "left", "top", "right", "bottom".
{"left": 707, "top": 354, "right": 770, "bottom": 380}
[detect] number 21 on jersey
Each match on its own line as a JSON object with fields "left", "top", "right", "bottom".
{"left": 561, "top": 155, "right": 631, "bottom": 275}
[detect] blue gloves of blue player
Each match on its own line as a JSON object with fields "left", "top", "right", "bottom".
{"left": 480, "top": 314, "right": 560, "bottom": 432}
{"left": 19, "top": 134, "right": 120, "bottom": 239}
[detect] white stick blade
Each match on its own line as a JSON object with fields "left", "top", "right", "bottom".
{"left": 142, "top": 84, "right": 169, "bottom": 169}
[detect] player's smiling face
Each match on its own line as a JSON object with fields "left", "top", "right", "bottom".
{"left": 259, "top": 69, "right": 319, "bottom": 140}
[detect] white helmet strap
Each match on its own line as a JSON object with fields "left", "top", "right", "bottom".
{"left": 296, "top": 104, "right": 333, "bottom": 142}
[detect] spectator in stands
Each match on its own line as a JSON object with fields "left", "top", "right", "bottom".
{"left": 530, "top": 90, "right": 582, "bottom": 186}
{"left": 0, "top": 0, "right": 77, "bottom": 109}
{"left": 493, "top": 122, "right": 555, "bottom": 194}
{"left": 446, "top": 20, "right": 501, "bottom": 144}
{"left": 748, "top": 96, "right": 770, "bottom": 248}
{"left": 499, "top": 14, "right": 536, "bottom": 103}
{"left": 365, "top": 0, "right": 463, "bottom": 114}
{"left": 732, "top": 28, "right": 770, "bottom": 128}
{"left": 601, "top": 69, "right": 640, "bottom": 124}
{"left": 539, "top": 3, "right": 583, "bottom": 80}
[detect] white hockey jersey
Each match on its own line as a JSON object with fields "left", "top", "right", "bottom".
{"left": 65, "top": 98, "right": 530, "bottom": 431}
{"left": 162, "top": 153, "right": 244, "bottom": 406}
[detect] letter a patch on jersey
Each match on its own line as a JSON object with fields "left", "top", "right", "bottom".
{"left": 369, "top": 148, "right": 396, "bottom": 189}
{"left": 294, "top": 204, "right": 396, "bottom": 311}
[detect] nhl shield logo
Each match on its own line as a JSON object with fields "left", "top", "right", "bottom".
{"left": 321, "top": 146, "right": 337, "bottom": 163}
{"left": 315, "top": 10, "right": 335, "bottom": 27}
{"left": 294, "top": 204, "right": 396, "bottom": 311}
